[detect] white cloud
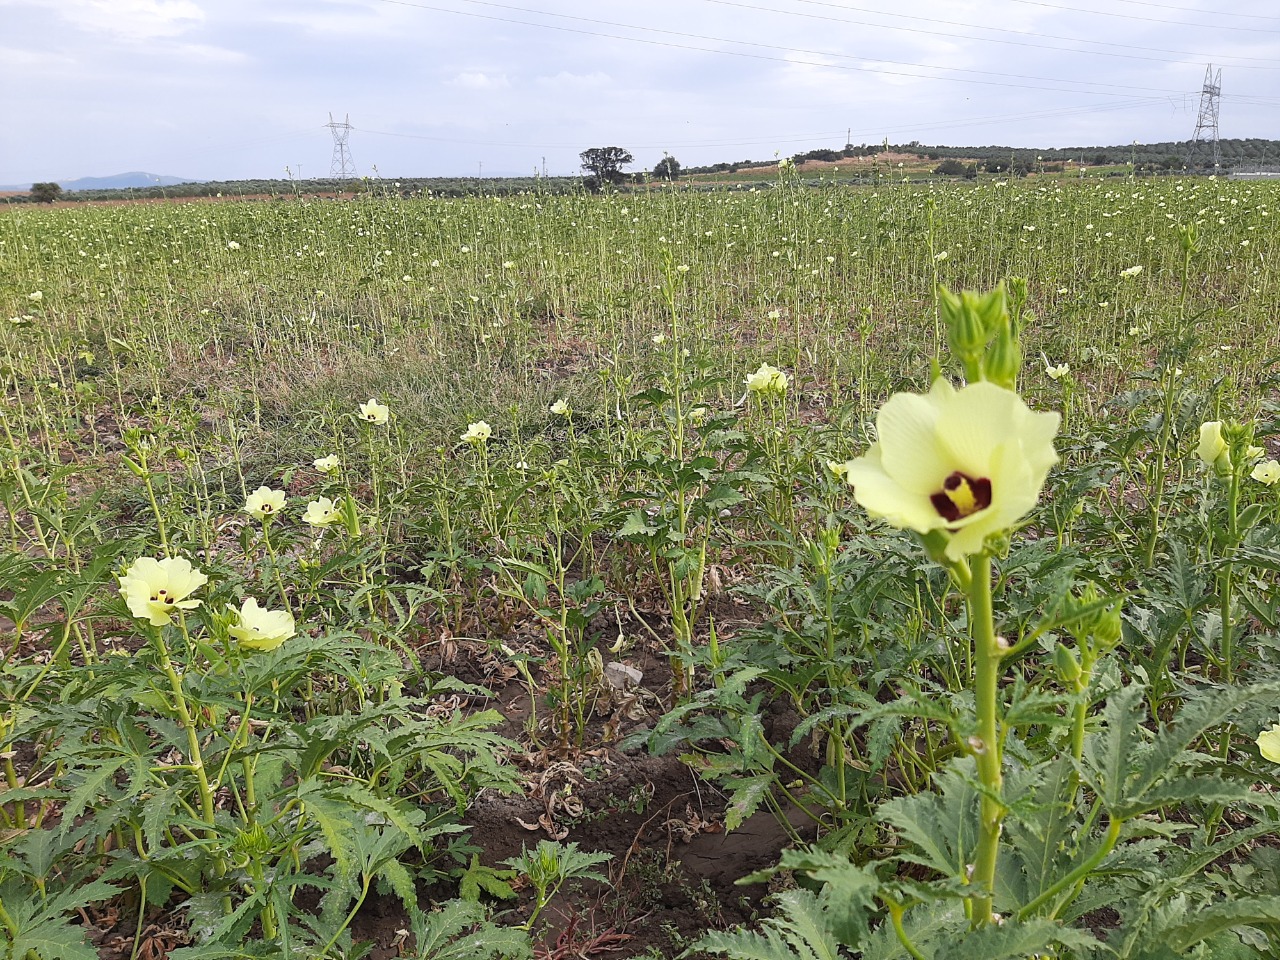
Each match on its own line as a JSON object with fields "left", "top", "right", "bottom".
{"left": 6, "top": 0, "right": 204, "bottom": 38}
{"left": 447, "top": 72, "right": 511, "bottom": 90}
{"left": 535, "top": 71, "right": 612, "bottom": 89}
{"left": 167, "top": 42, "right": 247, "bottom": 64}
{"left": 0, "top": 45, "right": 74, "bottom": 67}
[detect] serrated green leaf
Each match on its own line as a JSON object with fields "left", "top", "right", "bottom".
{"left": 724, "top": 774, "right": 775, "bottom": 832}
{"left": 60, "top": 758, "right": 127, "bottom": 826}
{"left": 410, "top": 898, "right": 532, "bottom": 960}
{"left": 377, "top": 856, "right": 419, "bottom": 913}
{"left": 696, "top": 887, "right": 843, "bottom": 960}
{"left": 878, "top": 759, "right": 981, "bottom": 880}
{"left": 617, "top": 509, "right": 659, "bottom": 538}
{"left": 935, "top": 917, "right": 1099, "bottom": 960}
{"left": 1164, "top": 896, "right": 1280, "bottom": 953}
{"left": 457, "top": 855, "right": 517, "bottom": 902}
{"left": 10, "top": 918, "right": 100, "bottom": 960}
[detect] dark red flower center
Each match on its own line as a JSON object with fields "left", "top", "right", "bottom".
{"left": 930, "top": 471, "right": 992, "bottom": 523}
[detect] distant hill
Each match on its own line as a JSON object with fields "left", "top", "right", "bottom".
{"left": 0, "top": 172, "right": 201, "bottom": 192}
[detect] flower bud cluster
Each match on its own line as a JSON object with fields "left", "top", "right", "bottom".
{"left": 939, "top": 283, "right": 1023, "bottom": 388}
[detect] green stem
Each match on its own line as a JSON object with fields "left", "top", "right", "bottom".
{"left": 966, "top": 552, "right": 1004, "bottom": 928}
{"left": 137, "top": 448, "right": 170, "bottom": 555}
{"left": 261, "top": 523, "right": 292, "bottom": 615}
{"left": 885, "top": 898, "right": 927, "bottom": 960}
{"left": 1220, "top": 468, "right": 1240, "bottom": 683}
{"left": 1018, "top": 817, "right": 1123, "bottom": 920}
{"left": 1142, "top": 368, "right": 1179, "bottom": 567}
{"left": 0, "top": 898, "right": 19, "bottom": 941}
{"left": 152, "top": 626, "right": 216, "bottom": 831}
{"left": 0, "top": 409, "right": 55, "bottom": 557}
{"left": 129, "top": 875, "right": 149, "bottom": 960}
{"left": 320, "top": 873, "right": 371, "bottom": 955}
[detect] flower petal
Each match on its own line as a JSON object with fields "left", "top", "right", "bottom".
{"left": 846, "top": 445, "right": 945, "bottom": 533}
{"left": 875, "top": 384, "right": 953, "bottom": 495}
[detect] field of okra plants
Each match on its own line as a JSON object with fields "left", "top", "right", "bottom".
{"left": 2, "top": 171, "right": 1280, "bottom": 960}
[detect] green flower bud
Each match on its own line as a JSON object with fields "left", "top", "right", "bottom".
{"left": 941, "top": 286, "right": 986, "bottom": 358}
{"left": 984, "top": 320, "right": 1022, "bottom": 390}
{"left": 1055, "top": 644, "right": 1083, "bottom": 684}
{"left": 341, "top": 497, "right": 363, "bottom": 538}
{"left": 973, "top": 286, "right": 1009, "bottom": 340}
{"left": 1064, "top": 583, "right": 1123, "bottom": 652}
{"left": 1177, "top": 222, "right": 1200, "bottom": 256}
{"left": 1223, "top": 420, "right": 1259, "bottom": 477}
{"left": 1094, "top": 604, "right": 1122, "bottom": 651}
{"left": 1006, "top": 277, "right": 1029, "bottom": 329}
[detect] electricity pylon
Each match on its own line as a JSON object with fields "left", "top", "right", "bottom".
{"left": 1187, "top": 65, "right": 1222, "bottom": 170}
{"left": 327, "top": 113, "right": 356, "bottom": 179}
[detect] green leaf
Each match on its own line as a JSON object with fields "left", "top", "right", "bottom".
{"left": 456, "top": 854, "right": 517, "bottom": 902}
{"left": 1162, "top": 539, "right": 1208, "bottom": 613}
{"left": 9, "top": 919, "right": 100, "bottom": 960}
{"left": 41, "top": 878, "right": 124, "bottom": 919}
{"left": 410, "top": 899, "right": 532, "bottom": 960}
{"left": 1164, "top": 896, "right": 1280, "bottom": 953}
{"left": 773, "top": 849, "right": 879, "bottom": 948}
{"left": 878, "top": 759, "right": 981, "bottom": 880}
{"left": 1001, "top": 756, "right": 1078, "bottom": 908}
{"left": 1115, "top": 776, "right": 1274, "bottom": 819}
{"left": 724, "top": 775, "right": 775, "bottom": 832}
{"left": 935, "top": 917, "right": 1099, "bottom": 960}
{"left": 617, "top": 509, "right": 659, "bottom": 539}
{"left": 696, "top": 887, "right": 844, "bottom": 960}
{"left": 861, "top": 901, "right": 966, "bottom": 960}
{"left": 60, "top": 757, "right": 128, "bottom": 826}
{"left": 1083, "top": 684, "right": 1146, "bottom": 812}
{"left": 376, "top": 856, "right": 419, "bottom": 913}
{"left": 522, "top": 571, "right": 547, "bottom": 603}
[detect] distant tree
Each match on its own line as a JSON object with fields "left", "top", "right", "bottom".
{"left": 579, "top": 147, "right": 633, "bottom": 191}
{"left": 653, "top": 155, "right": 681, "bottom": 181}
{"left": 796, "top": 148, "right": 840, "bottom": 163}
{"left": 30, "top": 182, "right": 62, "bottom": 203}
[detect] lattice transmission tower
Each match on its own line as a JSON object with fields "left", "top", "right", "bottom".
{"left": 1187, "top": 65, "right": 1222, "bottom": 169}
{"left": 327, "top": 113, "right": 357, "bottom": 179}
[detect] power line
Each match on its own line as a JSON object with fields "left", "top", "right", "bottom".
{"left": 355, "top": 94, "right": 1172, "bottom": 151}
{"left": 370, "top": 0, "right": 1192, "bottom": 96}
{"left": 734, "top": 0, "right": 1280, "bottom": 67}
{"left": 1003, "top": 0, "right": 1280, "bottom": 33}
{"left": 1082, "top": 0, "right": 1280, "bottom": 21}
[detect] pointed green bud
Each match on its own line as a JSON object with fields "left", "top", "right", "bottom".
{"left": 984, "top": 320, "right": 1022, "bottom": 390}
{"left": 341, "top": 497, "right": 363, "bottom": 538}
{"left": 1006, "top": 277, "right": 1029, "bottom": 318}
{"left": 1177, "top": 222, "right": 1200, "bottom": 256}
{"left": 973, "top": 286, "right": 1009, "bottom": 340}
{"left": 941, "top": 286, "right": 985, "bottom": 357}
{"left": 1094, "top": 604, "right": 1122, "bottom": 651}
{"left": 1055, "top": 644, "right": 1082, "bottom": 684}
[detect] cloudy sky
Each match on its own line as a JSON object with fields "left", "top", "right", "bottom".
{"left": 2, "top": 0, "right": 1277, "bottom": 183}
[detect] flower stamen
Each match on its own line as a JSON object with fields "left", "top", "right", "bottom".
{"left": 931, "top": 471, "right": 992, "bottom": 523}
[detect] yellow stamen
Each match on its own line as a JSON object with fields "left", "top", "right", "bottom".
{"left": 945, "top": 476, "right": 979, "bottom": 517}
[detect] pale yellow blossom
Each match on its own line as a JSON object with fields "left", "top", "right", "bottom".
{"left": 844, "top": 379, "right": 1059, "bottom": 561}
{"left": 244, "top": 486, "right": 286, "bottom": 520}
{"left": 228, "top": 598, "right": 296, "bottom": 651}
{"left": 119, "top": 556, "right": 208, "bottom": 626}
